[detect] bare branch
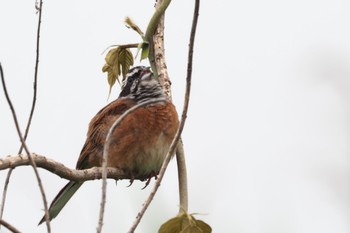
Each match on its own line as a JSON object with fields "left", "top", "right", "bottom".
{"left": 1, "top": 0, "right": 47, "bottom": 229}
{"left": 20, "top": 0, "right": 43, "bottom": 153}
{"left": 0, "top": 219, "right": 21, "bottom": 233}
{"left": 128, "top": 0, "right": 200, "bottom": 231}
{"left": 0, "top": 154, "right": 132, "bottom": 181}
{"left": 153, "top": 12, "right": 172, "bottom": 100}
{"left": 0, "top": 63, "right": 50, "bottom": 232}
{"left": 0, "top": 169, "right": 13, "bottom": 226}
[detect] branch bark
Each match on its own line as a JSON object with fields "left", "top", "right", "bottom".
{"left": 0, "top": 219, "right": 21, "bottom": 233}
{"left": 0, "top": 154, "right": 129, "bottom": 182}
{"left": 1, "top": 1, "right": 49, "bottom": 231}
{"left": 1, "top": 60, "right": 50, "bottom": 231}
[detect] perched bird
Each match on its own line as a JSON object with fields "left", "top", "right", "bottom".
{"left": 39, "top": 66, "right": 179, "bottom": 224}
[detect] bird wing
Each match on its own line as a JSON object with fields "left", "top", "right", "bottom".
{"left": 76, "top": 98, "right": 135, "bottom": 169}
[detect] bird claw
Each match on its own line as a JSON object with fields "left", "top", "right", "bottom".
{"left": 127, "top": 173, "right": 135, "bottom": 187}
{"left": 141, "top": 177, "right": 152, "bottom": 190}
{"left": 141, "top": 173, "right": 158, "bottom": 189}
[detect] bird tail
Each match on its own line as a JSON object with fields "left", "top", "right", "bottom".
{"left": 38, "top": 181, "right": 83, "bottom": 225}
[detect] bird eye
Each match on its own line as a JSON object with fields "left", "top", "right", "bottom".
{"left": 127, "top": 77, "right": 133, "bottom": 83}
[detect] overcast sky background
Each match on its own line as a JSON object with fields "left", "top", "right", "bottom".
{"left": 1, "top": 0, "right": 350, "bottom": 232}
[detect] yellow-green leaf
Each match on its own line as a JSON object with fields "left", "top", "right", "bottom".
{"left": 119, "top": 48, "right": 134, "bottom": 78}
{"left": 158, "top": 213, "right": 212, "bottom": 233}
{"left": 102, "top": 63, "right": 110, "bottom": 72}
{"left": 180, "top": 225, "right": 203, "bottom": 233}
{"left": 107, "top": 70, "right": 116, "bottom": 98}
{"left": 135, "top": 42, "right": 149, "bottom": 61}
{"left": 140, "top": 42, "right": 149, "bottom": 61}
{"left": 105, "top": 47, "right": 120, "bottom": 65}
{"left": 193, "top": 220, "right": 212, "bottom": 233}
{"left": 102, "top": 46, "right": 134, "bottom": 93}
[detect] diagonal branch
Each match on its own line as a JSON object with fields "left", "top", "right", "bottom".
{"left": 0, "top": 63, "right": 50, "bottom": 232}
{"left": 0, "top": 219, "right": 21, "bottom": 233}
{"left": 1, "top": 0, "right": 46, "bottom": 229}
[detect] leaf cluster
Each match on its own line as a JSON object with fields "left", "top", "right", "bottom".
{"left": 102, "top": 17, "right": 150, "bottom": 96}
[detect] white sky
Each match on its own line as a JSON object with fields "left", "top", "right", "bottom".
{"left": 1, "top": 0, "right": 350, "bottom": 232}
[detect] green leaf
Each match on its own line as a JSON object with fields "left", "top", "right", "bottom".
{"left": 158, "top": 216, "right": 183, "bottom": 233}
{"left": 181, "top": 225, "right": 203, "bottom": 233}
{"left": 119, "top": 48, "right": 134, "bottom": 78}
{"left": 158, "top": 213, "right": 212, "bottom": 233}
{"left": 102, "top": 63, "right": 110, "bottom": 73}
{"left": 140, "top": 42, "right": 149, "bottom": 61}
{"left": 195, "top": 220, "right": 212, "bottom": 233}
{"left": 107, "top": 69, "right": 116, "bottom": 98}
{"left": 135, "top": 42, "right": 149, "bottom": 61}
{"left": 102, "top": 46, "right": 134, "bottom": 95}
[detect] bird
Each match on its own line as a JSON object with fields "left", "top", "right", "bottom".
{"left": 39, "top": 66, "right": 179, "bottom": 224}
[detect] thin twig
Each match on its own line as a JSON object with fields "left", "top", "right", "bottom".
{"left": 0, "top": 219, "right": 21, "bottom": 233}
{"left": 96, "top": 98, "right": 167, "bottom": 233}
{"left": 0, "top": 63, "right": 50, "bottom": 232}
{"left": 127, "top": 0, "right": 200, "bottom": 231}
{"left": 175, "top": 0, "right": 200, "bottom": 214}
{"left": 1, "top": 0, "right": 45, "bottom": 227}
{"left": 20, "top": 0, "right": 43, "bottom": 152}
{"left": 0, "top": 168, "right": 13, "bottom": 224}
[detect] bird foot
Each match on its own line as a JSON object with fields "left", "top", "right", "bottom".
{"left": 141, "top": 177, "right": 152, "bottom": 190}
{"left": 141, "top": 172, "right": 158, "bottom": 189}
{"left": 126, "top": 173, "right": 135, "bottom": 187}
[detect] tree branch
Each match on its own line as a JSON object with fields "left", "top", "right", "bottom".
{"left": 0, "top": 154, "right": 130, "bottom": 182}
{"left": 1, "top": 0, "right": 47, "bottom": 230}
{"left": 0, "top": 219, "right": 21, "bottom": 233}
{"left": 145, "top": 0, "right": 171, "bottom": 78}
{"left": 152, "top": 12, "right": 172, "bottom": 100}
{"left": 0, "top": 62, "right": 50, "bottom": 232}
